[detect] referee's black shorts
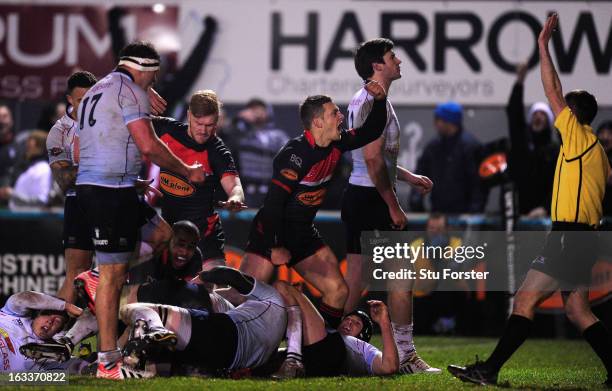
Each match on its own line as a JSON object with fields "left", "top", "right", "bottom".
{"left": 530, "top": 222, "right": 599, "bottom": 287}
{"left": 341, "top": 184, "right": 396, "bottom": 254}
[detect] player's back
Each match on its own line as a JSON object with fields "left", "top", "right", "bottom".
{"left": 76, "top": 70, "right": 149, "bottom": 188}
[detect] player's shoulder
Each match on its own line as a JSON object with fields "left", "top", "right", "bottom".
{"left": 209, "top": 135, "right": 233, "bottom": 153}
{"left": 348, "top": 87, "right": 372, "bottom": 111}
{"left": 152, "top": 116, "right": 187, "bottom": 137}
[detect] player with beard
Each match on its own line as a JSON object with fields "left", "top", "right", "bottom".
{"left": 153, "top": 90, "right": 245, "bottom": 268}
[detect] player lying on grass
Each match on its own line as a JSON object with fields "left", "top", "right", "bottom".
{"left": 118, "top": 266, "right": 286, "bottom": 379}
{"left": 20, "top": 221, "right": 234, "bottom": 369}
{"left": 0, "top": 291, "right": 88, "bottom": 373}
{"left": 272, "top": 280, "right": 399, "bottom": 378}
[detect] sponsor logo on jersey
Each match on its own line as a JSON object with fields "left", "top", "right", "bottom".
{"left": 160, "top": 173, "right": 195, "bottom": 197}
{"left": 49, "top": 147, "right": 63, "bottom": 156}
{"left": 280, "top": 169, "right": 298, "bottom": 181}
{"left": 296, "top": 188, "right": 327, "bottom": 206}
{"left": 290, "top": 154, "right": 302, "bottom": 167}
{"left": 0, "top": 328, "right": 15, "bottom": 354}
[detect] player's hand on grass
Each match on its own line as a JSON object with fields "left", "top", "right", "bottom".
{"left": 64, "top": 302, "right": 83, "bottom": 318}
{"left": 364, "top": 80, "right": 387, "bottom": 101}
{"left": 271, "top": 247, "right": 291, "bottom": 266}
{"left": 389, "top": 205, "right": 407, "bottom": 230}
{"left": 538, "top": 13, "right": 558, "bottom": 47}
{"left": 148, "top": 88, "right": 167, "bottom": 115}
{"left": 218, "top": 199, "right": 248, "bottom": 212}
{"left": 410, "top": 174, "right": 433, "bottom": 195}
{"left": 367, "top": 300, "right": 390, "bottom": 325}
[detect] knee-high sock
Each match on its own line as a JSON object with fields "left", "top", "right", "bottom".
{"left": 392, "top": 322, "right": 415, "bottom": 362}
{"left": 285, "top": 306, "right": 302, "bottom": 361}
{"left": 485, "top": 314, "right": 532, "bottom": 373}
{"left": 583, "top": 321, "right": 612, "bottom": 376}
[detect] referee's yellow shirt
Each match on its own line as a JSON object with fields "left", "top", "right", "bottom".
{"left": 551, "top": 106, "right": 609, "bottom": 226}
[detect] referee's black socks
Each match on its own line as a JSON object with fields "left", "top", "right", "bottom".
{"left": 583, "top": 321, "right": 612, "bottom": 379}
{"left": 484, "top": 314, "right": 532, "bottom": 373}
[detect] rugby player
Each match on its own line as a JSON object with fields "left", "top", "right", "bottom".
{"left": 0, "top": 291, "right": 84, "bottom": 373}
{"left": 272, "top": 280, "right": 399, "bottom": 378}
{"left": 448, "top": 14, "right": 612, "bottom": 386}
{"left": 119, "top": 266, "right": 286, "bottom": 377}
{"left": 47, "top": 71, "right": 172, "bottom": 304}
{"left": 153, "top": 90, "right": 245, "bottom": 268}
{"left": 20, "top": 221, "right": 233, "bottom": 365}
{"left": 341, "top": 38, "right": 438, "bottom": 374}
{"left": 75, "top": 41, "right": 205, "bottom": 379}
{"left": 238, "top": 80, "right": 388, "bottom": 328}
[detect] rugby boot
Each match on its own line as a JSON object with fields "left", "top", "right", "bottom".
{"left": 399, "top": 351, "right": 442, "bottom": 374}
{"left": 448, "top": 356, "right": 498, "bottom": 385}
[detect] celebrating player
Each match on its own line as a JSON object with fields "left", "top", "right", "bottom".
{"left": 238, "top": 80, "right": 388, "bottom": 328}
{"left": 448, "top": 13, "right": 612, "bottom": 386}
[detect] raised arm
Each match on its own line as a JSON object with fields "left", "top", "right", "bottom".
{"left": 4, "top": 291, "right": 68, "bottom": 317}
{"left": 338, "top": 81, "right": 388, "bottom": 151}
{"left": 538, "top": 13, "right": 566, "bottom": 116}
{"left": 369, "top": 300, "right": 399, "bottom": 375}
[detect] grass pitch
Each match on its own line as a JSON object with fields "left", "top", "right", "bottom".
{"left": 4, "top": 336, "right": 608, "bottom": 390}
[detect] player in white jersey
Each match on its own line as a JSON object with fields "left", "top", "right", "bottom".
{"left": 340, "top": 38, "right": 438, "bottom": 374}
{"left": 75, "top": 41, "right": 205, "bottom": 379}
{"left": 46, "top": 71, "right": 98, "bottom": 305}
{"left": 47, "top": 71, "right": 172, "bottom": 305}
{"left": 119, "top": 266, "right": 286, "bottom": 376}
{"left": 272, "top": 280, "right": 398, "bottom": 378}
{"left": 0, "top": 291, "right": 83, "bottom": 372}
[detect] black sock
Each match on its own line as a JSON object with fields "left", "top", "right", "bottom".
{"left": 318, "top": 303, "right": 343, "bottom": 329}
{"left": 583, "top": 321, "right": 612, "bottom": 377}
{"left": 484, "top": 314, "right": 532, "bottom": 373}
{"left": 199, "top": 266, "right": 254, "bottom": 295}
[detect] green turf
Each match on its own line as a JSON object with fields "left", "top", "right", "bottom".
{"left": 2, "top": 336, "right": 608, "bottom": 390}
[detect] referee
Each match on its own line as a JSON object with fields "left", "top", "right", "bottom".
{"left": 448, "top": 13, "right": 611, "bottom": 387}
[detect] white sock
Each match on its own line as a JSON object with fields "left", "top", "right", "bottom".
{"left": 392, "top": 322, "right": 415, "bottom": 362}
{"left": 65, "top": 309, "right": 98, "bottom": 345}
{"left": 98, "top": 349, "right": 121, "bottom": 364}
{"left": 285, "top": 306, "right": 302, "bottom": 361}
